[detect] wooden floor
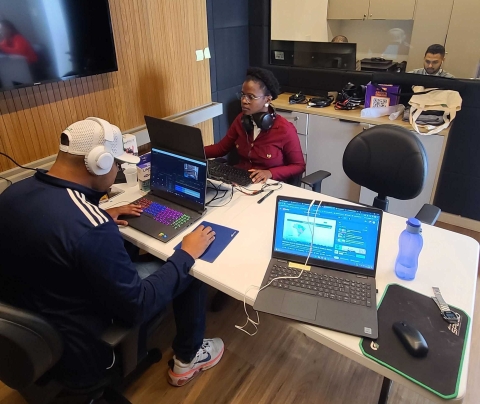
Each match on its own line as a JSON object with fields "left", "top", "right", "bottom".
{"left": 1, "top": 222, "right": 479, "bottom": 404}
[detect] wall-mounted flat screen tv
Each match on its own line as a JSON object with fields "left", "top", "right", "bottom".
{"left": 0, "top": 0, "right": 117, "bottom": 92}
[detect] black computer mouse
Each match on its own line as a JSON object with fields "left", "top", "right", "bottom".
{"left": 392, "top": 321, "right": 429, "bottom": 358}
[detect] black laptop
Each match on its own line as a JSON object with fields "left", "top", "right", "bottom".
{"left": 126, "top": 117, "right": 208, "bottom": 243}
{"left": 253, "top": 196, "right": 383, "bottom": 338}
{"left": 127, "top": 147, "right": 207, "bottom": 242}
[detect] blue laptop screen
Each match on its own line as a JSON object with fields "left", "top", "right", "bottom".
{"left": 274, "top": 200, "right": 381, "bottom": 271}
{"left": 151, "top": 148, "right": 207, "bottom": 206}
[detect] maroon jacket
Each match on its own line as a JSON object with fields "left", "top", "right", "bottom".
{"left": 205, "top": 113, "right": 306, "bottom": 182}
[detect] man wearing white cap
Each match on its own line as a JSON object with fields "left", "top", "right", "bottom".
{"left": 0, "top": 117, "right": 224, "bottom": 389}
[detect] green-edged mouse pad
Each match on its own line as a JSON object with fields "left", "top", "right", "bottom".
{"left": 360, "top": 284, "right": 469, "bottom": 399}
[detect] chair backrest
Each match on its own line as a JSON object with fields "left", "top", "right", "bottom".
{"left": 0, "top": 302, "right": 63, "bottom": 390}
{"left": 343, "top": 124, "right": 427, "bottom": 210}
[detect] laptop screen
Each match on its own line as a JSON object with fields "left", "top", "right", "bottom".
{"left": 151, "top": 148, "right": 207, "bottom": 207}
{"left": 273, "top": 198, "right": 382, "bottom": 275}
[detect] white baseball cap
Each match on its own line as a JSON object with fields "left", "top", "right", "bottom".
{"left": 60, "top": 117, "right": 140, "bottom": 165}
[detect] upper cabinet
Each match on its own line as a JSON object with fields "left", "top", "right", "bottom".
{"left": 328, "top": 0, "right": 417, "bottom": 20}
{"left": 442, "top": 0, "right": 480, "bottom": 78}
{"left": 327, "top": 0, "right": 370, "bottom": 20}
{"left": 271, "top": 0, "right": 329, "bottom": 41}
{"left": 368, "top": 0, "right": 417, "bottom": 20}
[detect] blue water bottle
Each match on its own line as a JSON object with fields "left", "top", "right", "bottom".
{"left": 395, "top": 218, "right": 423, "bottom": 281}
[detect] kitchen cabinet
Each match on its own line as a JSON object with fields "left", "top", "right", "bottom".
{"left": 327, "top": 0, "right": 417, "bottom": 20}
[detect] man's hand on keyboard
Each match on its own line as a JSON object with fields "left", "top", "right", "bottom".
{"left": 181, "top": 225, "right": 216, "bottom": 259}
{"left": 249, "top": 169, "right": 272, "bottom": 184}
{"left": 106, "top": 204, "right": 143, "bottom": 226}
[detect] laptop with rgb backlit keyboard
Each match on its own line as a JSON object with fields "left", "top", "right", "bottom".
{"left": 253, "top": 196, "right": 383, "bottom": 338}
{"left": 126, "top": 147, "right": 207, "bottom": 243}
{"left": 124, "top": 117, "right": 210, "bottom": 242}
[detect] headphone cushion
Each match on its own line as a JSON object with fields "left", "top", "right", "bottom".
{"left": 85, "top": 145, "right": 114, "bottom": 176}
{"left": 255, "top": 113, "right": 274, "bottom": 131}
{"left": 242, "top": 106, "right": 276, "bottom": 133}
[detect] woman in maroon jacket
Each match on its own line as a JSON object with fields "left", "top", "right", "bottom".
{"left": 205, "top": 67, "right": 305, "bottom": 183}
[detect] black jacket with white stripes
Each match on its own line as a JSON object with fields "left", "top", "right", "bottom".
{"left": 0, "top": 170, "right": 195, "bottom": 386}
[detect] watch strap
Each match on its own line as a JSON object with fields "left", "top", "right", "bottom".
{"left": 432, "top": 286, "right": 451, "bottom": 312}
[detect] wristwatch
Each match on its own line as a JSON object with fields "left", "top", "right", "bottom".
{"left": 432, "top": 287, "right": 460, "bottom": 324}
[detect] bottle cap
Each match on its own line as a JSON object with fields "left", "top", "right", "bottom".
{"left": 406, "top": 218, "right": 421, "bottom": 227}
{"left": 406, "top": 217, "right": 422, "bottom": 233}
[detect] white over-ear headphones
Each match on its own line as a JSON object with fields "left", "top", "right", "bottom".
{"left": 84, "top": 117, "right": 116, "bottom": 176}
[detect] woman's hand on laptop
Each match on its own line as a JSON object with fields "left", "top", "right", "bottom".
{"left": 181, "top": 225, "right": 216, "bottom": 259}
{"left": 106, "top": 204, "right": 143, "bottom": 226}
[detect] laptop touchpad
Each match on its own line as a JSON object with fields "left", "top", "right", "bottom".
{"left": 280, "top": 293, "right": 317, "bottom": 320}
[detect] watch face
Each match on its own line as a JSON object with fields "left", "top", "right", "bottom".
{"left": 442, "top": 311, "right": 460, "bottom": 323}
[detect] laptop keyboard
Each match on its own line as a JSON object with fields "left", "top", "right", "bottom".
{"left": 268, "top": 264, "right": 372, "bottom": 307}
{"left": 207, "top": 160, "right": 252, "bottom": 187}
{"left": 134, "top": 198, "right": 191, "bottom": 228}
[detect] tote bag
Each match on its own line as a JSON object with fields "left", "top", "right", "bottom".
{"left": 409, "top": 86, "right": 462, "bottom": 135}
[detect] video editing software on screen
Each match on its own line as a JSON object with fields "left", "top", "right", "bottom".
{"left": 151, "top": 148, "right": 206, "bottom": 206}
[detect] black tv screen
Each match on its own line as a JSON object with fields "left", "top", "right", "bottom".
{"left": 0, "top": 0, "right": 117, "bottom": 91}
{"left": 271, "top": 41, "right": 357, "bottom": 71}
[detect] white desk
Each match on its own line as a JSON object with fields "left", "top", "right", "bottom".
{"left": 102, "top": 182, "right": 479, "bottom": 403}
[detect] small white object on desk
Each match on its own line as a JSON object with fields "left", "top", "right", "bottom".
{"left": 124, "top": 166, "right": 138, "bottom": 187}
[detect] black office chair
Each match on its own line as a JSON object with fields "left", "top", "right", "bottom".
{"left": 0, "top": 301, "right": 161, "bottom": 404}
{"left": 341, "top": 124, "right": 440, "bottom": 224}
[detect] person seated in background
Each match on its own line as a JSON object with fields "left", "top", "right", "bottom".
{"left": 0, "top": 118, "right": 224, "bottom": 388}
{"left": 0, "top": 19, "right": 37, "bottom": 64}
{"left": 409, "top": 44, "right": 454, "bottom": 78}
{"left": 205, "top": 67, "right": 305, "bottom": 184}
{"left": 331, "top": 35, "right": 348, "bottom": 43}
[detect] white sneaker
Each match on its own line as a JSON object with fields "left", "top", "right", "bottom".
{"left": 168, "top": 338, "right": 224, "bottom": 386}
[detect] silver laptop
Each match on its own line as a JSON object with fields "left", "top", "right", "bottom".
{"left": 253, "top": 196, "right": 383, "bottom": 338}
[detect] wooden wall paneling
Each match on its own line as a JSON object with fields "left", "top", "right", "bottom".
{"left": 62, "top": 81, "right": 80, "bottom": 123}
{"left": 27, "top": 86, "right": 53, "bottom": 157}
{"left": 14, "top": 90, "right": 42, "bottom": 159}
{"left": 44, "top": 84, "right": 65, "bottom": 151}
{"left": 1, "top": 91, "right": 34, "bottom": 164}
{"left": 32, "top": 86, "right": 57, "bottom": 156}
{"left": 50, "top": 84, "right": 68, "bottom": 133}
{"left": 73, "top": 79, "right": 88, "bottom": 118}
{"left": 81, "top": 77, "right": 96, "bottom": 118}
{"left": 55, "top": 83, "right": 73, "bottom": 123}
{"left": 39, "top": 85, "right": 62, "bottom": 153}
{"left": 0, "top": 96, "right": 17, "bottom": 171}
{"left": 135, "top": 0, "right": 160, "bottom": 120}
{"left": 46, "top": 84, "right": 65, "bottom": 131}
{"left": 7, "top": 92, "right": 38, "bottom": 161}
{"left": 112, "top": 0, "right": 139, "bottom": 126}
{"left": 21, "top": 88, "right": 48, "bottom": 157}
{"left": 89, "top": 76, "right": 109, "bottom": 124}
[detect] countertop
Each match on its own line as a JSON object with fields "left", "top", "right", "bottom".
{"left": 273, "top": 93, "right": 449, "bottom": 136}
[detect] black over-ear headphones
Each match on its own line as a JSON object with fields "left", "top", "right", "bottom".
{"left": 308, "top": 95, "right": 334, "bottom": 108}
{"left": 241, "top": 104, "right": 277, "bottom": 133}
